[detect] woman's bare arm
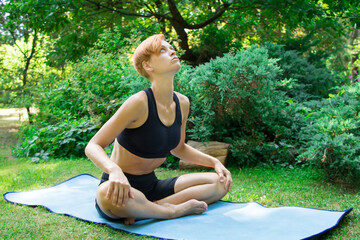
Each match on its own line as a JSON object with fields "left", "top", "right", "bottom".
{"left": 85, "top": 92, "right": 147, "bottom": 206}
{"left": 171, "top": 93, "right": 232, "bottom": 192}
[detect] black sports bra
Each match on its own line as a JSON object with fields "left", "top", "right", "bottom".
{"left": 116, "top": 88, "right": 182, "bottom": 158}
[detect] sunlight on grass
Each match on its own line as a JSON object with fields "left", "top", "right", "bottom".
{"left": 0, "top": 160, "right": 61, "bottom": 190}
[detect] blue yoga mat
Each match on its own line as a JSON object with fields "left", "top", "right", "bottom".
{"left": 3, "top": 174, "right": 352, "bottom": 240}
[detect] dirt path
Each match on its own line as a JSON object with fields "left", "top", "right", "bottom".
{"left": 0, "top": 108, "right": 28, "bottom": 158}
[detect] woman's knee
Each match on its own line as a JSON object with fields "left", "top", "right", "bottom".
{"left": 175, "top": 172, "right": 227, "bottom": 198}
{"left": 208, "top": 173, "right": 228, "bottom": 198}
{"left": 96, "top": 182, "right": 147, "bottom": 210}
{"left": 96, "top": 182, "right": 130, "bottom": 210}
{"left": 199, "top": 173, "right": 228, "bottom": 202}
{"left": 96, "top": 182, "right": 138, "bottom": 218}
{"left": 194, "top": 172, "right": 227, "bottom": 198}
{"left": 96, "top": 182, "right": 116, "bottom": 210}
{"left": 96, "top": 181, "right": 110, "bottom": 202}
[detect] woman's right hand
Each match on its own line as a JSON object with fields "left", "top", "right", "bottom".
{"left": 106, "top": 169, "right": 135, "bottom": 207}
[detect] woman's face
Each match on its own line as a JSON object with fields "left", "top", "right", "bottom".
{"left": 146, "top": 40, "right": 181, "bottom": 76}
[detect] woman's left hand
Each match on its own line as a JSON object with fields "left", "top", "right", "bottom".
{"left": 214, "top": 161, "right": 233, "bottom": 192}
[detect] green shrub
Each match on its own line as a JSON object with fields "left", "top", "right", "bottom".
{"left": 68, "top": 50, "right": 149, "bottom": 124}
{"left": 176, "top": 45, "right": 298, "bottom": 166}
{"left": 36, "top": 49, "right": 149, "bottom": 125}
{"left": 264, "top": 43, "right": 343, "bottom": 101}
{"left": 16, "top": 36, "right": 354, "bottom": 184}
{"left": 15, "top": 48, "right": 149, "bottom": 160}
{"left": 14, "top": 118, "right": 97, "bottom": 162}
{"left": 297, "top": 84, "right": 360, "bottom": 183}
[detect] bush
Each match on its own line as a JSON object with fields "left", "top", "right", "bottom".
{"left": 176, "top": 45, "right": 298, "bottom": 166}
{"left": 15, "top": 48, "right": 149, "bottom": 160}
{"left": 264, "top": 43, "right": 343, "bottom": 101}
{"left": 16, "top": 36, "right": 358, "bottom": 186}
{"left": 35, "top": 49, "right": 149, "bottom": 125}
{"left": 14, "top": 118, "right": 97, "bottom": 162}
{"left": 297, "top": 84, "right": 360, "bottom": 183}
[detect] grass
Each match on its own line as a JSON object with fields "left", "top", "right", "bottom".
{"left": 1, "top": 109, "right": 359, "bottom": 239}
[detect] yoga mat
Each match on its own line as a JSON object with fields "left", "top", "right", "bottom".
{"left": 3, "top": 174, "right": 352, "bottom": 240}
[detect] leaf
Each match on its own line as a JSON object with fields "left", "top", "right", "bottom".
{"left": 304, "top": 112, "right": 313, "bottom": 120}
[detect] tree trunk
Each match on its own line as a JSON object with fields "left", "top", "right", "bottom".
{"left": 350, "top": 24, "right": 359, "bottom": 84}
{"left": 21, "top": 30, "right": 38, "bottom": 124}
{"left": 170, "top": 20, "right": 197, "bottom": 63}
{"left": 22, "top": 30, "right": 38, "bottom": 88}
{"left": 26, "top": 107, "right": 33, "bottom": 124}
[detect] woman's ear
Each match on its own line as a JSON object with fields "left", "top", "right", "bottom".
{"left": 142, "top": 61, "right": 153, "bottom": 73}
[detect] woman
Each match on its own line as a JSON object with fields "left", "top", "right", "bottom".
{"left": 85, "top": 34, "right": 232, "bottom": 225}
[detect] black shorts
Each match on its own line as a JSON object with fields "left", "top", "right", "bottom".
{"left": 95, "top": 171, "right": 178, "bottom": 220}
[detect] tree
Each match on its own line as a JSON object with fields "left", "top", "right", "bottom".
{"left": 0, "top": 5, "right": 38, "bottom": 120}
{"left": 0, "top": 2, "right": 62, "bottom": 119}
{"left": 2, "top": 0, "right": 359, "bottom": 65}
{"left": 0, "top": 31, "right": 62, "bottom": 122}
{"left": 77, "top": 0, "right": 360, "bottom": 64}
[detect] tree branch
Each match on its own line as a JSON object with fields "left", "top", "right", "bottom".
{"left": 9, "top": 30, "right": 26, "bottom": 57}
{"left": 188, "top": 3, "right": 230, "bottom": 29}
{"left": 22, "top": 29, "right": 38, "bottom": 87}
{"left": 167, "top": 0, "right": 231, "bottom": 29}
{"left": 84, "top": 0, "right": 171, "bottom": 20}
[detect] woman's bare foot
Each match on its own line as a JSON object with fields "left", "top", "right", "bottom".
{"left": 171, "top": 199, "right": 208, "bottom": 218}
{"left": 124, "top": 217, "right": 135, "bottom": 225}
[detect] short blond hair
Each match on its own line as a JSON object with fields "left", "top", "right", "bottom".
{"left": 133, "top": 34, "right": 165, "bottom": 79}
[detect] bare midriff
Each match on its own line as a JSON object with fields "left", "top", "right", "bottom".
{"left": 110, "top": 139, "right": 166, "bottom": 175}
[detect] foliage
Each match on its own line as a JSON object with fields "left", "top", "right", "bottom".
{"left": 13, "top": 118, "right": 97, "bottom": 162}
{"left": 0, "top": 32, "right": 62, "bottom": 108}
{"left": 1, "top": 0, "right": 89, "bottom": 65}
{"left": 2, "top": 0, "right": 358, "bottom": 65}
{"left": 14, "top": 34, "right": 149, "bottom": 159}
{"left": 13, "top": 37, "right": 360, "bottom": 184}
{"left": 34, "top": 48, "right": 149, "bottom": 125}
{"left": 161, "top": 155, "right": 180, "bottom": 170}
{"left": 69, "top": 50, "right": 148, "bottom": 124}
{"left": 264, "top": 42, "right": 343, "bottom": 101}
{"left": 176, "top": 45, "right": 298, "bottom": 166}
{"left": 0, "top": 0, "right": 163, "bottom": 66}
{"left": 297, "top": 85, "right": 360, "bottom": 183}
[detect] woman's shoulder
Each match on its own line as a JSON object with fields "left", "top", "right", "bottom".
{"left": 174, "top": 91, "right": 189, "bottom": 104}
{"left": 130, "top": 90, "right": 148, "bottom": 101}
{"left": 121, "top": 90, "right": 148, "bottom": 112}
{"left": 174, "top": 91, "right": 190, "bottom": 115}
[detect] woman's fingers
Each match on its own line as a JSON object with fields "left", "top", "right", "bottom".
{"left": 217, "top": 166, "right": 233, "bottom": 192}
{"left": 106, "top": 171, "right": 132, "bottom": 207}
{"left": 215, "top": 164, "right": 233, "bottom": 192}
{"left": 224, "top": 170, "right": 233, "bottom": 192}
{"left": 106, "top": 181, "right": 114, "bottom": 200}
{"left": 218, "top": 171, "right": 225, "bottom": 183}
{"left": 121, "top": 184, "right": 129, "bottom": 207}
{"left": 112, "top": 182, "right": 120, "bottom": 206}
{"left": 226, "top": 176, "right": 233, "bottom": 192}
{"left": 107, "top": 181, "right": 131, "bottom": 207}
{"left": 128, "top": 187, "right": 135, "bottom": 199}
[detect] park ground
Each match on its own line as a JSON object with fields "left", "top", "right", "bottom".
{"left": 0, "top": 108, "right": 359, "bottom": 239}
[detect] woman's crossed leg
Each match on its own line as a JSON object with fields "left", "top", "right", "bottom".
{"left": 96, "top": 172, "right": 227, "bottom": 224}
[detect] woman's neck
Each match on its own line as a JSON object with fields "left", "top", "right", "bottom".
{"left": 150, "top": 76, "right": 174, "bottom": 107}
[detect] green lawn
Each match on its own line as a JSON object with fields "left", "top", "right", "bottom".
{"left": 1, "top": 109, "right": 359, "bottom": 239}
